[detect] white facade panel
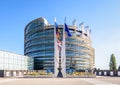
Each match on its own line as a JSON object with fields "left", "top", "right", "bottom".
{"left": 0, "top": 50, "right": 33, "bottom": 70}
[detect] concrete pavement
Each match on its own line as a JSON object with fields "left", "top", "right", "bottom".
{"left": 0, "top": 76, "right": 119, "bottom": 85}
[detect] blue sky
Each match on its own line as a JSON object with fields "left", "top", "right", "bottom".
{"left": 0, "top": 0, "right": 120, "bottom": 69}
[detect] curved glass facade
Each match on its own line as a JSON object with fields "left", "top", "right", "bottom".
{"left": 24, "top": 17, "right": 94, "bottom": 72}
{"left": 66, "top": 30, "right": 94, "bottom": 71}
{"left": 24, "top": 18, "right": 54, "bottom": 70}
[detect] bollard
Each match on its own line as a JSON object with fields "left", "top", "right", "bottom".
{"left": 110, "top": 71, "right": 113, "bottom": 76}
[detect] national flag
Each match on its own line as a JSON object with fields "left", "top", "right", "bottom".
{"left": 89, "top": 29, "right": 91, "bottom": 34}
{"left": 55, "top": 22, "right": 61, "bottom": 39}
{"left": 57, "top": 39, "right": 62, "bottom": 51}
{"left": 55, "top": 19, "right": 62, "bottom": 51}
{"left": 79, "top": 22, "right": 84, "bottom": 27}
{"left": 84, "top": 26, "right": 88, "bottom": 34}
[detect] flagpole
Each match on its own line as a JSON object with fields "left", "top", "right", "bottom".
{"left": 61, "top": 18, "right": 66, "bottom": 77}
{"left": 54, "top": 18, "right": 59, "bottom": 77}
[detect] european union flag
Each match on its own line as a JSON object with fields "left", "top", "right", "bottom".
{"left": 55, "top": 22, "right": 58, "bottom": 31}
{"left": 65, "top": 23, "right": 72, "bottom": 37}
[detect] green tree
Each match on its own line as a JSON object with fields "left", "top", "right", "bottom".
{"left": 109, "top": 54, "right": 117, "bottom": 70}
{"left": 98, "top": 68, "right": 100, "bottom": 71}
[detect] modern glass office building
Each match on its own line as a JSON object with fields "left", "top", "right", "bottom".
{"left": 24, "top": 17, "right": 94, "bottom": 72}
{"left": 0, "top": 50, "right": 33, "bottom": 70}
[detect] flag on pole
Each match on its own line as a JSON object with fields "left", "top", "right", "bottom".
{"left": 79, "top": 22, "right": 84, "bottom": 27}
{"left": 55, "top": 22, "right": 60, "bottom": 39}
{"left": 57, "top": 39, "right": 62, "bottom": 51}
{"left": 54, "top": 18, "right": 59, "bottom": 77}
{"left": 61, "top": 18, "right": 72, "bottom": 77}
{"left": 65, "top": 23, "right": 72, "bottom": 37}
{"left": 55, "top": 19, "right": 62, "bottom": 51}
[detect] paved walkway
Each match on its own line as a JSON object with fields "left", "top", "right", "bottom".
{"left": 0, "top": 76, "right": 119, "bottom": 85}
{"left": 81, "top": 78, "right": 117, "bottom": 85}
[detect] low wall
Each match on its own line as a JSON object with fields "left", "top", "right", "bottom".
{"left": 0, "top": 70, "right": 51, "bottom": 77}
{"left": 2, "top": 70, "right": 119, "bottom": 77}
{"left": 0, "top": 70, "right": 28, "bottom": 77}
{"left": 95, "top": 70, "right": 120, "bottom": 76}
